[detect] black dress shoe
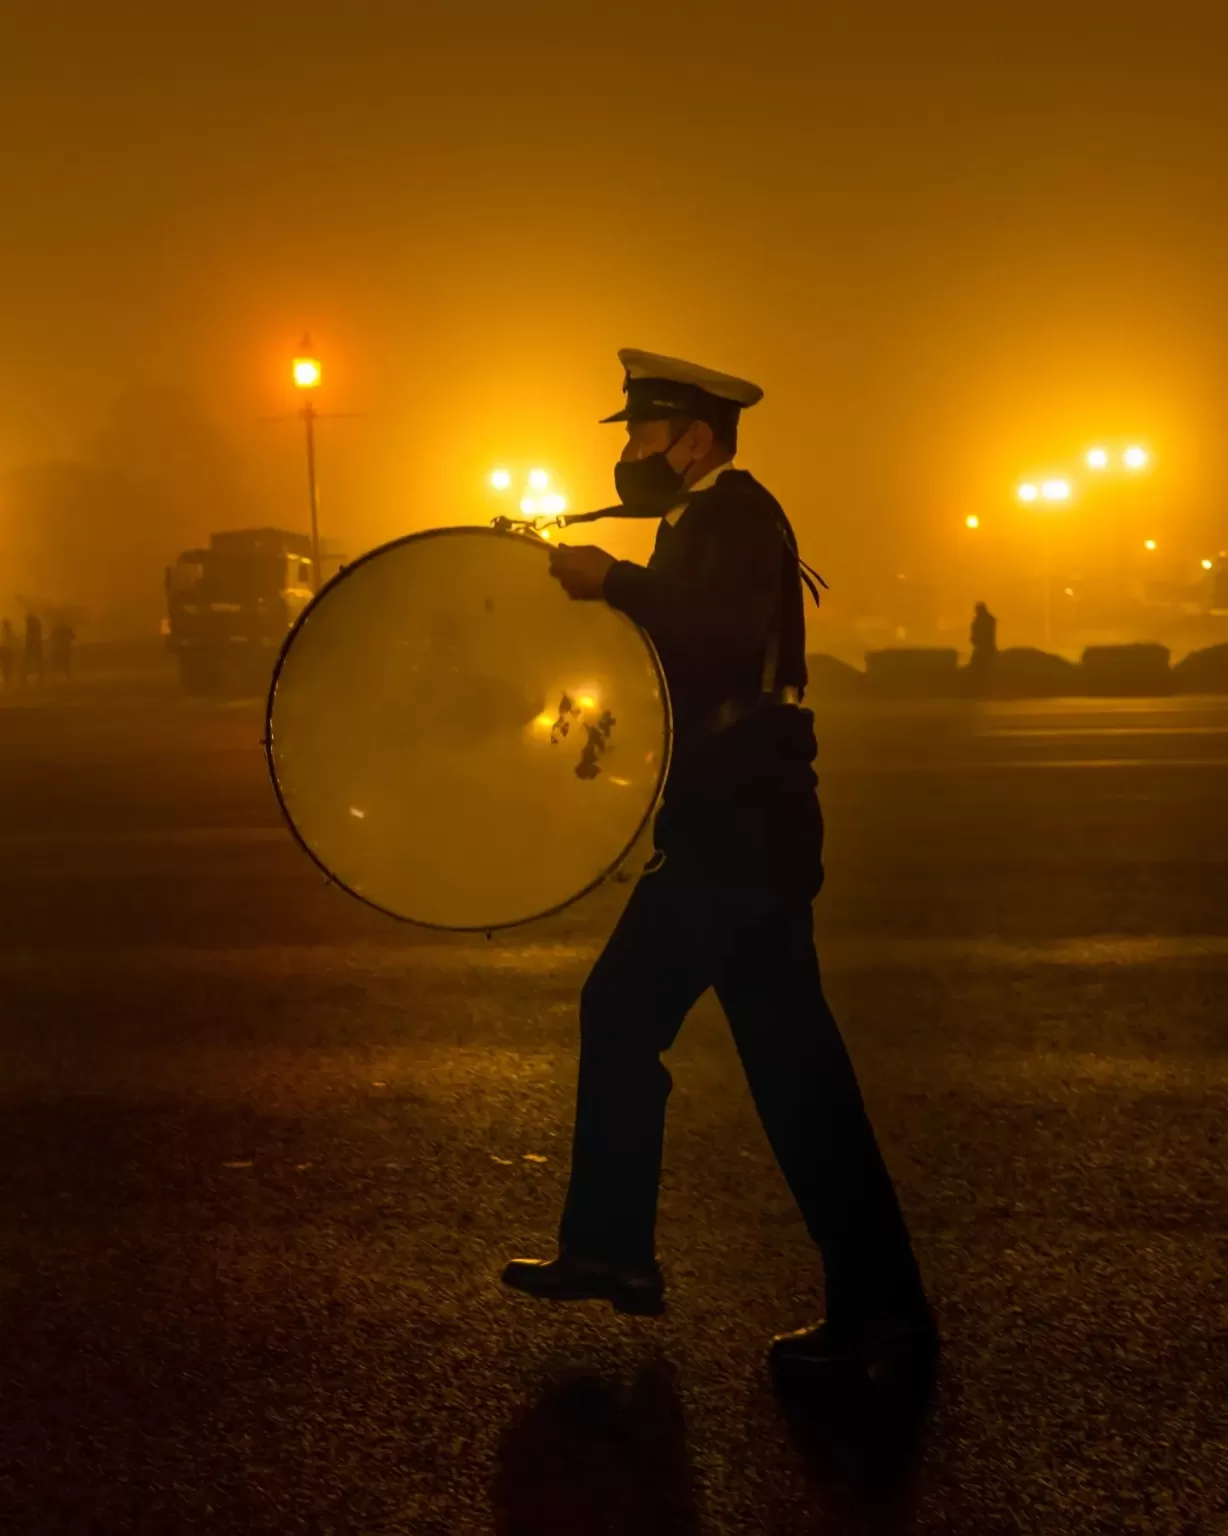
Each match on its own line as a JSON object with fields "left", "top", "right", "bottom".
{"left": 501, "top": 1253, "right": 665, "bottom": 1316}
{"left": 770, "top": 1312, "right": 940, "bottom": 1389}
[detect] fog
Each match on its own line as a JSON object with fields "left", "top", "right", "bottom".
{"left": 2, "top": 5, "right": 1226, "bottom": 651}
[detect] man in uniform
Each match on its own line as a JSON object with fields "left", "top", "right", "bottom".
{"left": 502, "top": 350, "right": 937, "bottom": 1387}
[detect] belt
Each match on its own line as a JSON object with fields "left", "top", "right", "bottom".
{"left": 708, "top": 686, "right": 802, "bottom": 736}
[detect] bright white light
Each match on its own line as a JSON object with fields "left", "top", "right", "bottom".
{"left": 1041, "top": 479, "right": 1071, "bottom": 502}
{"left": 490, "top": 469, "right": 512, "bottom": 491}
{"left": 965, "top": 514, "right": 980, "bottom": 529}
{"left": 528, "top": 468, "right": 550, "bottom": 491}
{"left": 1144, "top": 539, "right": 1157, "bottom": 551}
{"left": 1202, "top": 558, "right": 1214, "bottom": 571}
{"left": 1017, "top": 483, "right": 1040, "bottom": 503}
{"left": 541, "top": 493, "right": 566, "bottom": 516}
{"left": 519, "top": 496, "right": 538, "bottom": 515}
{"left": 1124, "top": 446, "right": 1148, "bottom": 470}
{"left": 1086, "top": 447, "right": 1109, "bottom": 470}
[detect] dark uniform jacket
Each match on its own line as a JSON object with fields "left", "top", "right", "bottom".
{"left": 603, "top": 468, "right": 824, "bottom": 898}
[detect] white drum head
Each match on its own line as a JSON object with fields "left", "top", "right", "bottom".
{"left": 266, "top": 527, "right": 671, "bottom": 931}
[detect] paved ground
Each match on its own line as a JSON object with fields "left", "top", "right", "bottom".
{"left": 0, "top": 683, "right": 1224, "bottom": 1534}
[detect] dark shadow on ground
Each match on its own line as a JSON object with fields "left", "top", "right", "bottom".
{"left": 772, "top": 1367, "right": 937, "bottom": 1535}
{"left": 493, "top": 1355, "right": 704, "bottom": 1536}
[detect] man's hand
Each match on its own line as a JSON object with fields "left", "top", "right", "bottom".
{"left": 547, "top": 543, "right": 616, "bottom": 601}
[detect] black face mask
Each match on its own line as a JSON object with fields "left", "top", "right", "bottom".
{"left": 613, "top": 427, "right": 693, "bottom": 514}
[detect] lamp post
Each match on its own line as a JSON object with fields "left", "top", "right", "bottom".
{"left": 1019, "top": 478, "right": 1071, "bottom": 649}
{"left": 293, "top": 336, "right": 323, "bottom": 590}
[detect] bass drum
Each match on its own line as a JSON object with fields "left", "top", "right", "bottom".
{"left": 265, "top": 526, "right": 672, "bottom": 932}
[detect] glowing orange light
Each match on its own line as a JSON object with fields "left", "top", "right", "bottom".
{"left": 292, "top": 336, "right": 321, "bottom": 390}
{"left": 490, "top": 469, "right": 512, "bottom": 491}
{"left": 1017, "top": 483, "right": 1039, "bottom": 503}
{"left": 1124, "top": 446, "right": 1148, "bottom": 470}
{"left": 1086, "top": 447, "right": 1109, "bottom": 470}
{"left": 1202, "top": 558, "right": 1214, "bottom": 571}
{"left": 965, "top": 515, "right": 979, "bottom": 529}
{"left": 1144, "top": 539, "right": 1157, "bottom": 551}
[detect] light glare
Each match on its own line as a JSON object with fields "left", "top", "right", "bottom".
{"left": 490, "top": 469, "right": 512, "bottom": 491}
{"left": 528, "top": 468, "right": 550, "bottom": 490}
{"left": 293, "top": 356, "right": 321, "bottom": 390}
{"left": 1124, "top": 446, "right": 1148, "bottom": 470}
{"left": 541, "top": 493, "right": 566, "bottom": 515}
{"left": 1086, "top": 447, "right": 1109, "bottom": 469}
{"left": 1202, "top": 558, "right": 1214, "bottom": 571}
{"left": 519, "top": 496, "right": 538, "bottom": 515}
{"left": 965, "top": 514, "right": 979, "bottom": 529}
{"left": 1017, "top": 483, "right": 1039, "bottom": 503}
{"left": 1041, "top": 479, "right": 1071, "bottom": 502}
{"left": 1144, "top": 539, "right": 1157, "bottom": 551}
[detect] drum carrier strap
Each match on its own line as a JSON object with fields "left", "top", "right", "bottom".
{"left": 705, "top": 514, "right": 826, "bottom": 738}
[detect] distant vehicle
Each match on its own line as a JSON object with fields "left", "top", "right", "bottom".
{"left": 164, "top": 528, "right": 333, "bottom": 696}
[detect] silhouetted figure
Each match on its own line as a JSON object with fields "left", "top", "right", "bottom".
{"left": 0, "top": 620, "right": 15, "bottom": 687}
{"left": 50, "top": 621, "right": 76, "bottom": 681}
{"left": 968, "top": 602, "right": 997, "bottom": 693}
{"left": 503, "top": 347, "right": 937, "bottom": 1395}
{"left": 22, "top": 613, "right": 43, "bottom": 685}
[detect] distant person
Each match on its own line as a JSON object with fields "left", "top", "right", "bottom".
{"left": 22, "top": 613, "right": 43, "bottom": 685}
{"left": 50, "top": 621, "right": 76, "bottom": 681}
{"left": 0, "top": 620, "right": 14, "bottom": 687}
{"left": 968, "top": 601, "right": 997, "bottom": 692}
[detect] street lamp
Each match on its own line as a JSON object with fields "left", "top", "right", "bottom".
{"left": 292, "top": 335, "right": 323, "bottom": 591}
{"left": 293, "top": 350, "right": 321, "bottom": 390}
{"left": 1018, "top": 477, "right": 1072, "bottom": 648}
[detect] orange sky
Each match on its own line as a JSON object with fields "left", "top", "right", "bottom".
{"left": 1, "top": 5, "right": 1225, "bottom": 599}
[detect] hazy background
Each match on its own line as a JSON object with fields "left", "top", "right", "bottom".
{"left": 1, "top": 2, "right": 1225, "bottom": 642}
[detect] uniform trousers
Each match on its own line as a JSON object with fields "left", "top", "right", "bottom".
{"left": 557, "top": 850, "right": 927, "bottom": 1327}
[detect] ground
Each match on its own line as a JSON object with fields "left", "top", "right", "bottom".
{"left": 0, "top": 683, "right": 1224, "bottom": 1534}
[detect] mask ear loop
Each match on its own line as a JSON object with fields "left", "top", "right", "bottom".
{"left": 663, "top": 420, "right": 702, "bottom": 480}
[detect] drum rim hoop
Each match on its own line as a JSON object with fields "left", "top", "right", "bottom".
{"left": 263, "top": 524, "right": 674, "bottom": 933}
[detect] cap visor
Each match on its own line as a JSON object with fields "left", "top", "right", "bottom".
{"left": 599, "top": 407, "right": 679, "bottom": 424}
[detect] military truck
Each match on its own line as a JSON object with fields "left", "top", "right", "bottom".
{"left": 164, "top": 528, "right": 321, "bottom": 695}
